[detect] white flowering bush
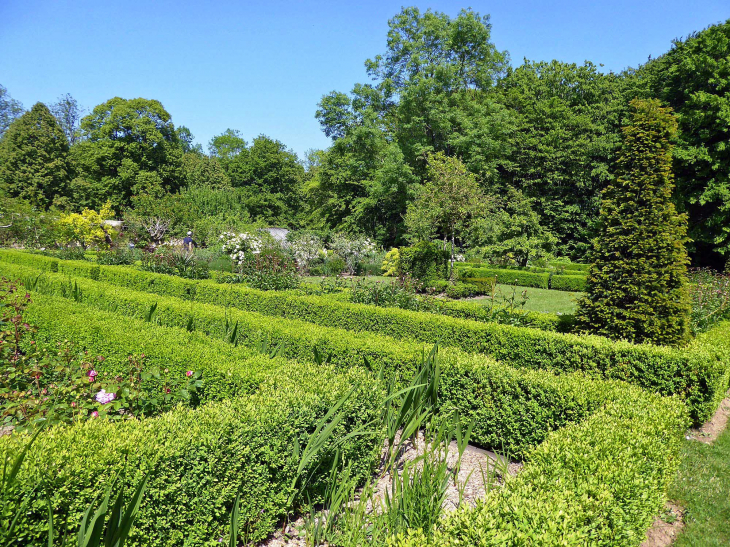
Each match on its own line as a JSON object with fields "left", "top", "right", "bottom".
{"left": 219, "top": 231, "right": 262, "bottom": 267}
{"left": 288, "top": 233, "right": 323, "bottom": 273}
{"left": 331, "top": 234, "right": 378, "bottom": 274}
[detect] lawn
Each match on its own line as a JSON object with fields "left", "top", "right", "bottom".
{"left": 670, "top": 426, "right": 730, "bottom": 546}
{"left": 302, "top": 276, "right": 581, "bottom": 315}
{"left": 471, "top": 283, "right": 581, "bottom": 315}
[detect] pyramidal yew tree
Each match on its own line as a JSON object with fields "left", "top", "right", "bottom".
{"left": 576, "top": 99, "right": 691, "bottom": 346}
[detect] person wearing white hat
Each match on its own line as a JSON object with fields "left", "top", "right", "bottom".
{"left": 183, "top": 231, "right": 197, "bottom": 251}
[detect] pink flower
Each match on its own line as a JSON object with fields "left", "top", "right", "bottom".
{"left": 71, "top": 401, "right": 76, "bottom": 408}
{"left": 88, "top": 370, "right": 98, "bottom": 378}
{"left": 186, "top": 371, "right": 193, "bottom": 377}
{"left": 95, "top": 389, "right": 116, "bottom": 404}
{"left": 166, "top": 388, "right": 171, "bottom": 394}
{"left": 91, "top": 411, "right": 99, "bottom": 418}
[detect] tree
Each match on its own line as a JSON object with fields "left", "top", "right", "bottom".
{"left": 69, "top": 97, "right": 183, "bottom": 210}
{"left": 208, "top": 129, "right": 247, "bottom": 162}
{"left": 467, "top": 188, "right": 557, "bottom": 266}
{"left": 576, "top": 99, "right": 691, "bottom": 346}
{"left": 0, "top": 102, "right": 71, "bottom": 208}
{"left": 181, "top": 152, "right": 230, "bottom": 188}
{"left": 405, "top": 152, "right": 486, "bottom": 277}
{"left": 0, "top": 84, "right": 24, "bottom": 138}
{"left": 50, "top": 93, "right": 83, "bottom": 144}
{"left": 638, "top": 19, "right": 730, "bottom": 266}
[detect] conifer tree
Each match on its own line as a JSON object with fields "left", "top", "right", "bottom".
{"left": 0, "top": 102, "right": 70, "bottom": 208}
{"left": 576, "top": 99, "right": 691, "bottom": 346}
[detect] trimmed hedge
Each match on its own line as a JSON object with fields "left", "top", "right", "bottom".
{"left": 549, "top": 273, "right": 587, "bottom": 292}
{"left": 4, "top": 258, "right": 728, "bottom": 423}
{"left": 398, "top": 389, "right": 689, "bottom": 546}
{"left": 458, "top": 266, "right": 550, "bottom": 289}
{"left": 1, "top": 361, "right": 384, "bottom": 546}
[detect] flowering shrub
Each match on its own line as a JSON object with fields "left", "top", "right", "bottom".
{"left": 220, "top": 231, "right": 262, "bottom": 267}
{"left": 688, "top": 268, "right": 730, "bottom": 333}
{"left": 56, "top": 201, "right": 115, "bottom": 250}
{"left": 330, "top": 234, "right": 377, "bottom": 274}
{"left": 0, "top": 278, "right": 203, "bottom": 431}
{"left": 288, "top": 233, "right": 324, "bottom": 273}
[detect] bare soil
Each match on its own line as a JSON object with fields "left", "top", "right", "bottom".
{"left": 686, "top": 393, "right": 730, "bottom": 444}
{"left": 641, "top": 503, "right": 685, "bottom": 547}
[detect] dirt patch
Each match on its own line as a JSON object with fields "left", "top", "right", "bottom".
{"left": 641, "top": 503, "right": 684, "bottom": 547}
{"left": 687, "top": 393, "right": 730, "bottom": 444}
{"left": 258, "top": 434, "right": 521, "bottom": 546}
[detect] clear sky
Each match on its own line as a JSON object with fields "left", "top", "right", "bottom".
{"left": 1, "top": 0, "right": 728, "bottom": 159}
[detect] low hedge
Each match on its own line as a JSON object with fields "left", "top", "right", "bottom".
{"left": 23, "top": 294, "right": 297, "bottom": 402}
{"left": 22, "top": 278, "right": 683, "bottom": 462}
{"left": 436, "top": 299, "right": 574, "bottom": 333}
{"left": 4, "top": 260, "right": 729, "bottom": 424}
{"left": 458, "top": 266, "right": 550, "bottom": 289}
{"left": 398, "top": 389, "right": 688, "bottom": 546}
{"left": 2, "top": 361, "right": 384, "bottom": 546}
{"left": 549, "top": 273, "right": 587, "bottom": 292}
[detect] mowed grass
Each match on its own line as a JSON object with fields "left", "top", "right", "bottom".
{"left": 670, "top": 425, "right": 730, "bottom": 546}
{"left": 303, "top": 276, "right": 581, "bottom": 315}
{"left": 473, "top": 284, "right": 581, "bottom": 315}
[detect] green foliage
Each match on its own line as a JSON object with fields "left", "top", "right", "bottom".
{"left": 0, "top": 103, "right": 71, "bottom": 208}
{"left": 139, "top": 249, "right": 210, "bottom": 280}
{"left": 381, "top": 248, "right": 400, "bottom": 277}
{"left": 56, "top": 202, "right": 115, "bottom": 249}
{"left": 69, "top": 97, "right": 184, "bottom": 210}
{"left": 639, "top": 19, "right": 730, "bottom": 261}
{"left": 3, "top": 254, "right": 728, "bottom": 423}
{"left": 549, "top": 274, "right": 586, "bottom": 292}
{"left": 459, "top": 267, "right": 550, "bottom": 290}
{"left": 577, "top": 99, "right": 692, "bottom": 346}
{"left": 0, "top": 84, "right": 24, "bottom": 138}
{"left": 0, "top": 351, "right": 383, "bottom": 545}
{"left": 687, "top": 268, "right": 730, "bottom": 333}
{"left": 398, "top": 242, "right": 448, "bottom": 285}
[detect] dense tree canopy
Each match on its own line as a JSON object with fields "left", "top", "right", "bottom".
{"left": 70, "top": 97, "right": 184, "bottom": 210}
{"left": 0, "top": 102, "right": 70, "bottom": 208}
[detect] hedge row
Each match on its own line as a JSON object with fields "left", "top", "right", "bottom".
{"left": 4, "top": 257, "right": 727, "bottom": 423}
{"left": 399, "top": 389, "right": 688, "bottom": 547}
{"left": 435, "top": 299, "right": 573, "bottom": 333}
{"left": 458, "top": 266, "right": 551, "bottom": 289}
{"left": 12, "top": 277, "right": 691, "bottom": 545}
{"left": 550, "top": 273, "right": 587, "bottom": 292}
{"left": 2, "top": 346, "right": 384, "bottom": 546}
{"left": 21, "top": 282, "right": 605, "bottom": 457}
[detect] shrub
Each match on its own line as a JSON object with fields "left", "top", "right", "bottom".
{"left": 398, "top": 242, "right": 448, "bottom": 285}
{"left": 95, "top": 248, "right": 137, "bottom": 266}
{"left": 445, "top": 282, "right": 477, "bottom": 299}
{"left": 241, "top": 250, "right": 300, "bottom": 291}
{"left": 330, "top": 234, "right": 377, "bottom": 274}
{"left": 140, "top": 249, "right": 210, "bottom": 280}
{"left": 549, "top": 274, "right": 586, "bottom": 292}
{"left": 1, "top": 360, "right": 383, "bottom": 546}
{"left": 381, "top": 248, "right": 400, "bottom": 277}
{"left": 577, "top": 99, "right": 692, "bottom": 346}
{"left": 349, "top": 277, "right": 423, "bottom": 310}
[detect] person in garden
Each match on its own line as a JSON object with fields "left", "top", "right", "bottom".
{"left": 183, "top": 231, "right": 197, "bottom": 251}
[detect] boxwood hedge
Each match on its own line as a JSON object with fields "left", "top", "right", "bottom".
{"left": 4, "top": 258, "right": 728, "bottom": 423}
{"left": 1, "top": 361, "right": 384, "bottom": 546}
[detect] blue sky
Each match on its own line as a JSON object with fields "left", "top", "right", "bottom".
{"left": 1, "top": 0, "right": 727, "bottom": 159}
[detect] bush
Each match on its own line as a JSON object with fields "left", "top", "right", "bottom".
{"left": 445, "top": 282, "right": 478, "bottom": 299}
{"left": 577, "top": 99, "right": 692, "bottom": 346}
{"left": 398, "top": 242, "right": 448, "bottom": 285}
{"left": 549, "top": 274, "right": 586, "bottom": 292}
{"left": 241, "top": 250, "right": 300, "bottom": 291}
{"left": 140, "top": 249, "right": 210, "bottom": 280}
{"left": 381, "top": 248, "right": 400, "bottom": 277}
{"left": 458, "top": 267, "right": 550, "bottom": 290}
{"left": 95, "top": 248, "right": 137, "bottom": 266}
{"left": 5, "top": 257, "right": 728, "bottom": 424}
{"left": 1, "top": 357, "right": 383, "bottom": 546}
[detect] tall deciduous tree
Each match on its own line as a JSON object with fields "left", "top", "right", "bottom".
{"left": 576, "top": 99, "right": 691, "bottom": 346}
{"left": 405, "top": 152, "right": 486, "bottom": 277}
{"left": 638, "top": 19, "right": 730, "bottom": 266}
{"left": 0, "top": 102, "right": 70, "bottom": 208}
{"left": 70, "top": 97, "right": 183, "bottom": 210}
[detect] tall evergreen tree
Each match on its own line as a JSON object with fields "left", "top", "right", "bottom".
{"left": 0, "top": 102, "right": 70, "bottom": 208}
{"left": 576, "top": 99, "right": 691, "bottom": 346}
